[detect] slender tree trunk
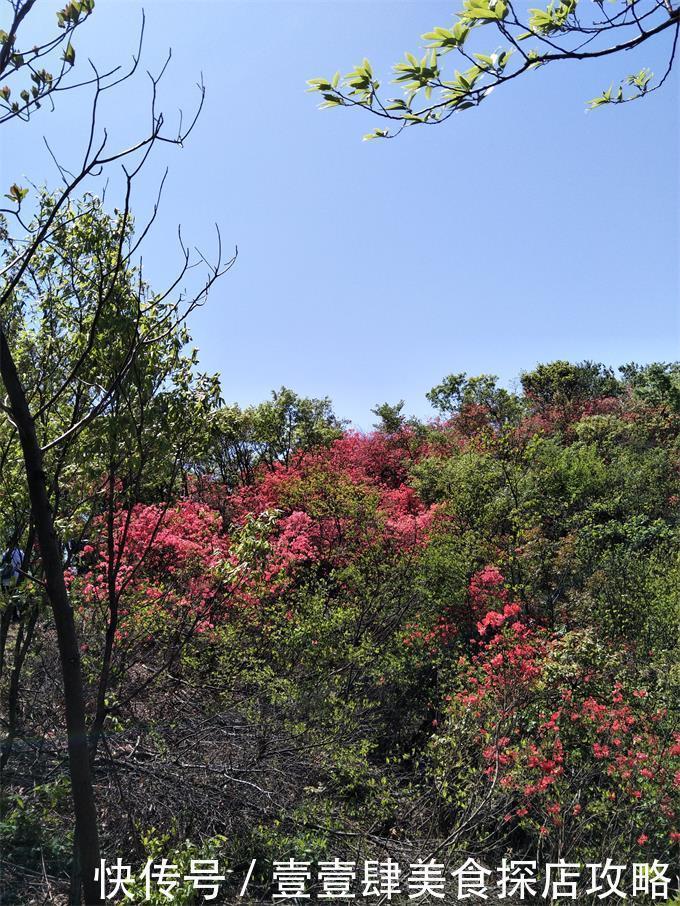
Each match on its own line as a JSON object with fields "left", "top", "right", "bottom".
{"left": 88, "top": 468, "right": 118, "bottom": 762}
{"left": 0, "top": 329, "right": 103, "bottom": 905}
{"left": 0, "top": 601, "right": 38, "bottom": 772}
{"left": 0, "top": 601, "right": 11, "bottom": 680}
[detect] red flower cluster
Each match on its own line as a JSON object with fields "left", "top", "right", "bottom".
{"left": 445, "top": 572, "right": 679, "bottom": 848}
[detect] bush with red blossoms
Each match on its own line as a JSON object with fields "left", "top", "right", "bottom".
{"left": 430, "top": 579, "right": 679, "bottom": 861}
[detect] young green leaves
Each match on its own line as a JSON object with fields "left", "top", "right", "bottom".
{"left": 309, "top": 0, "right": 676, "bottom": 137}
{"left": 588, "top": 69, "right": 654, "bottom": 108}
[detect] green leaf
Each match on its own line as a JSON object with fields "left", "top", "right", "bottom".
{"left": 362, "top": 128, "right": 388, "bottom": 141}
{"left": 5, "top": 184, "right": 29, "bottom": 203}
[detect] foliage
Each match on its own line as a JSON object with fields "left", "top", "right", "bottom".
{"left": 202, "top": 388, "right": 344, "bottom": 490}
{"left": 0, "top": 780, "right": 73, "bottom": 875}
{"left": 0, "top": 0, "right": 95, "bottom": 125}
{"left": 308, "top": 0, "right": 679, "bottom": 137}
{"left": 3, "top": 356, "right": 679, "bottom": 898}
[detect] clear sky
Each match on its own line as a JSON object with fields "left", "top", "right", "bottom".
{"left": 1, "top": 0, "right": 678, "bottom": 428}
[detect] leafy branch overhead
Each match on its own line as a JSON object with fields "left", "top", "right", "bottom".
{"left": 0, "top": 0, "right": 95, "bottom": 124}
{"left": 308, "top": 0, "right": 679, "bottom": 137}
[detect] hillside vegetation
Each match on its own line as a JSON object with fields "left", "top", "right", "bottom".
{"left": 2, "top": 359, "right": 679, "bottom": 901}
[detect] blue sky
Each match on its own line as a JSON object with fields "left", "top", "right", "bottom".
{"left": 1, "top": 0, "right": 677, "bottom": 427}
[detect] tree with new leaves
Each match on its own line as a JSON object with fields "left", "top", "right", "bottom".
{"left": 0, "top": 189, "right": 225, "bottom": 756}
{"left": 372, "top": 400, "right": 406, "bottom": 434}
{"left": 0, "top": 6, "right": 229, "bottom": 901}
{"left": 520, "top": 360, "right": 621, "bottom": 410}
{"left": 0, "top": 0, "right": 96, "bottom": 125}
{"left": 203, "top": 388, "right": 344, "bottom": 490}
{"left": 426, "top": 373, "right": 523, "bottom": 429}
{"left": 308, "top": 0, "right": 679, "bottom": 138}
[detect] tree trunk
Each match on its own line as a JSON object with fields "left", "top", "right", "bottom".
{"left": 0, "top": 329, "right": 103, "bottom": 905}
{"left": 0, "top": 601, "right": 38, "bottom": 772}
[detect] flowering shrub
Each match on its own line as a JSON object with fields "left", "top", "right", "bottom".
{"left": 72, "top": 501, "right": 231, "bottom": 638}
{"left": 432, "top": 581, "right": 679, "bottom": 860}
